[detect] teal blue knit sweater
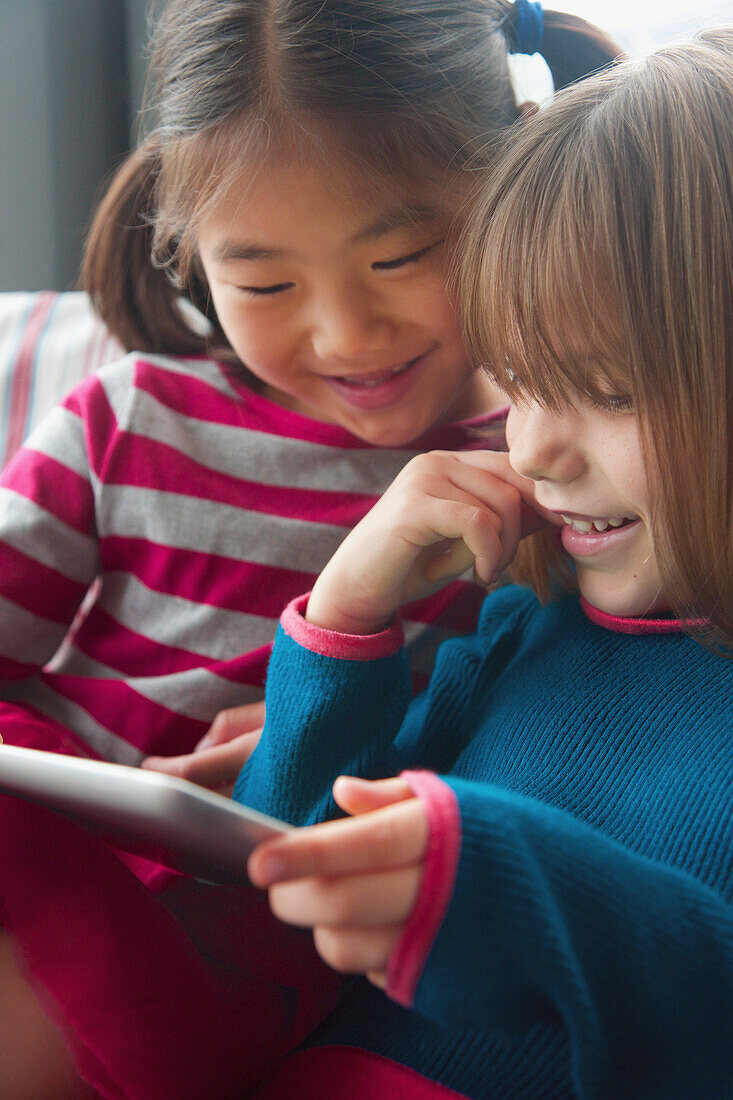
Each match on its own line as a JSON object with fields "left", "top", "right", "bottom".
{"left": 234, "top": 585, "right": 733, "bottom": 1099}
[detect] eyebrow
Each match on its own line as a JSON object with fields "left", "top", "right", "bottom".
{"left": 351, "top": 204, "right": 440, "bottom": 244}
{"left": 211, "top": 203, "right": 440, "bottom": 265}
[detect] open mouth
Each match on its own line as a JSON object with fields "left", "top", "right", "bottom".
{"left": 560, "top": 513, "right": 636, "bottom": 534}
{"left": 334, "top": 357, "right": 419, "bottom": 388}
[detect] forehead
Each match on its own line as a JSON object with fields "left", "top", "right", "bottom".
{"left": 195, "top": 144, "right": 453, "bottom": 254}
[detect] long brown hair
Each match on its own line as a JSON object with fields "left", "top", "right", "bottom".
{"left": 456, "top": 28, "right": 733, "bottom": 649}
{"left": 82, "top": 0, "right": 620, "bottom": 357}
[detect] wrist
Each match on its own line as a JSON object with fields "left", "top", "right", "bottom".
{"left": 305, "top": 582, "right": 393, "bottom": 635}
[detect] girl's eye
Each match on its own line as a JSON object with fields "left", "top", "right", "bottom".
{"left": 372, "top": 240, "right": 442, "bottom": 272}
{"left": 592, "top": 393, "right": 633, "bottom": 413}
{"left": 237, "top": 282, "right": 295, "bottom": 297}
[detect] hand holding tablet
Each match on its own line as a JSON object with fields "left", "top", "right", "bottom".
{"left": 0, "top": 744, "right": 288, "bottom": 884}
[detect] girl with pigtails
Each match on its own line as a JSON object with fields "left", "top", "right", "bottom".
{"left": 0, "top": 2, "right": 619, "bottom": 1096}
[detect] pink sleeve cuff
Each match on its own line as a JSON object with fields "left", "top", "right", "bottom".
{"left": 385, "top": 770, "right": 462, "bottom": 1008}
{"left": 280, "top": 593, "right": 404, "bottom": 661}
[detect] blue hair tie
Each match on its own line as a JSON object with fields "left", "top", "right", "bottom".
{"left": 509, "top": 0, "right": 544, "bottom": 56}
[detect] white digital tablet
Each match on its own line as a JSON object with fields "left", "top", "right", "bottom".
{"left": 0, "top": 744, "right": 289, "bottom": 884}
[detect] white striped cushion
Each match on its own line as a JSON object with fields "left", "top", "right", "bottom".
{"left": 0, "top": 292, "right": 122, "bottom": 466}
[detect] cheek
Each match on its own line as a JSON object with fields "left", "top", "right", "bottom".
{"left": 404, "top": 273, "right": 460, "bottom": 336}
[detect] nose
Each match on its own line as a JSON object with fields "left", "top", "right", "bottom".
{"left": 310, "top": 283, "right": 397, "bottom": 363}
{"left": 507, "top": 401, "right": 586, "bottom": 484}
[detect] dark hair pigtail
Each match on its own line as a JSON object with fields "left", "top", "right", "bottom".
{"left": 540, "top": 9, "right": 624, "bottom": 90}
{"left": 499, "top": 2, "right": 623, "bottom": 92}
{"left": 82, "top": 140, "right": 216, "bottom": 357}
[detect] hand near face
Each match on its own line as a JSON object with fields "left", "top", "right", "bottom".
{"left": 306, "top": 449, "right": 545, "bottom": 635}
{"left": 248, "top": 776, "right": 428, "bottom": 988}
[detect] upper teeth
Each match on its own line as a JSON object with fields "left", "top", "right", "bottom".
{"left": 561, "top": 514, "right": 628, "bottom": 533}
{"left": 343, "top": 360, "right": 413, "bottom": 387}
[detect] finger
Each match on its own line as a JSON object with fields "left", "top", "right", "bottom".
{"left": 269, "top": 865, "right": 422, "bottom": 928}
{"left": 332, "top": 775, "right": 415, "bottom": 816}
{"left": 414, "top": 497, "right": 506, "bottom": 586}
{"left": 143, "top": 730, "right": 261, "bottom": 789}
{"left": 422, "top": 449, "right": 536, "bottom": 505}
{"left": 312, "top": 925, "right": 401, "bottom": 976}
{"left": 249, "top": 798, "right": 428, "bottom": 887}
{"left": 419, "top": 450, "right": 549, "bottom": 540}
{"left": 195, "top": 700, "right": 266, "bottom": 751}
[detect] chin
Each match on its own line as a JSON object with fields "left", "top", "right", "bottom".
{"left": 577, "top": 572, "right": 668, "bottom": 619}
{"left": 349, "top": 418, "right": 428, "bottom": 449}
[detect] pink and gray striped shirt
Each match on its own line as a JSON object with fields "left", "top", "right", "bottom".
{"left": 0, "top": 352, "right": 506, "bottom": 766}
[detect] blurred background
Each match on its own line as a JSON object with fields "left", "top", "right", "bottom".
{"left": 1, "top": 0, "right": 732, "bottom": 292}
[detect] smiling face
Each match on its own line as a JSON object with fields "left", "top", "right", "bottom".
{"left": 506, "top": 395, "right": 666, "bottom": 618}
{"left": 196, "top": 154, "right": 498, "bottom": 447}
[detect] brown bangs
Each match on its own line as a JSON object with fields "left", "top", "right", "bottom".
{"left": 456, "top": 78, "right": 633, "bottom": 411}
{"left": 454, "top": 33, "right": 733, "bottom": 644}
{"left": 152, "top": 98, "right": 507, "bottom": 285}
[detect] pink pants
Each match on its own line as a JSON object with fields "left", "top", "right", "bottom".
{"left": 0, "top": 704, "right": 339, "bottom": 1099}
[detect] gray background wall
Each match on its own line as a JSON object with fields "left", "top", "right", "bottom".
{"left": 0, "top": 0, "right": 150, "bottom": 292}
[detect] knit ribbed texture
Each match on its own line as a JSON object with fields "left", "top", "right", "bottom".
{"left": 236, "top": 585, "right": 733, "bottom": 1098}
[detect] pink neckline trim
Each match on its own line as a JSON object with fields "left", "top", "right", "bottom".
{"left": 580, "top": 597, "right": 686, "bottom": 635}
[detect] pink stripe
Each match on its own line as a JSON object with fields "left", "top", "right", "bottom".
{"left": 580, "top": 597, "right": 688, "bottom": 635}
{"left": 386, "top": 771, "right": 461, "bottom": 1008}
{"left": 2, "top": 446, "right": 95, "bottom": 534}
{"left": 218, "top": 359, "right": 509, "bottom": 451}
{"left": 0, "top": 655, "right": 40, "bottom": 679}
{"left": 40, "top": 673, "right": 208, "bottom": 756}
{"left": 103, "top": 433, "right": 379, "bottom": 524}
{"left": 0, "top": 540, "right": 89, "bottom": 623}
{"left": 43, "top": 646, "right": 272, "bottom": 757}
{"left": 73, "top": 604, "right": 272, "bottom": 681}
{"left": 136, "top": 358, "right": 266, "bottom": 430}
{"left": 62, "top": 376, "right": 119, "bottom": 478}
{"left": 0, "top": 701, "right": 104, "bottom": 758}
{"left": 1, "top": 292, "right": 58, "bottom": 467}
{"left": 280, "top": 593, "right": 404, "bottom": 660}
{"left": 254, "top": 1045, "right": 469, "bottom": 1098}
{"left": 101, "top": 537, "right": 318, "bottom": 616}
{"left": 402, "top": 579, "right": 482, "bottom": 630}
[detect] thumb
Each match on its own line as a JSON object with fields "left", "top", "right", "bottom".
{"left": 332, "top": 775, "right": 415, "bottom": 816}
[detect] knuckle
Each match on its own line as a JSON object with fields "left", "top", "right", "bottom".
{"left": 208, "top": 711, "right": 230, "bottom": 739}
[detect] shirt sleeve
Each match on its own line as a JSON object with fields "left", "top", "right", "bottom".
{"left": 233, "top": 594, "right": 414, "bottom": 824}
{"left": 393, "top": 772, "right": 733, "bottom": 1098}
{"left": 0, "top": 377, "right": 105, "bottom": 753}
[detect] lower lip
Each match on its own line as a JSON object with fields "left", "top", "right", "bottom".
{"left": 560, "top": 518, "right": 641, "bottom": 558}
{"left": 324, "top": 354, "right": 426, "bottom": 411}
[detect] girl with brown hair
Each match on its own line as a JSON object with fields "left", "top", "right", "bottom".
{"left": 0, "top": 2, "right": 620, "bottom": 1097}
{"left": 236, "top": 27, "right": 733, "bottom": 1099}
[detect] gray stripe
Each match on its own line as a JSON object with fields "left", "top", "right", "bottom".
{"left": 97, "top": 485, "right": 349, "bottom": 572}
{"left": 0, "top": 679, "right": 143, "bottom": 765}
{"left": 0, "top": 487, "right": 98, "bottom": 583}
{"left": 17, "top": 404, "right": 90, "bottom": 477}
{"left": 0, "top": 594, "right": 67, "bottom": 665}
{"left": 51, "top": 648, "right": 265, "bottom": 724}
{"left": 99, "top": 573, "right": 278, "bottom": 660}
{"left": 122, "top": 385, "right": 414, "bottom": 495}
